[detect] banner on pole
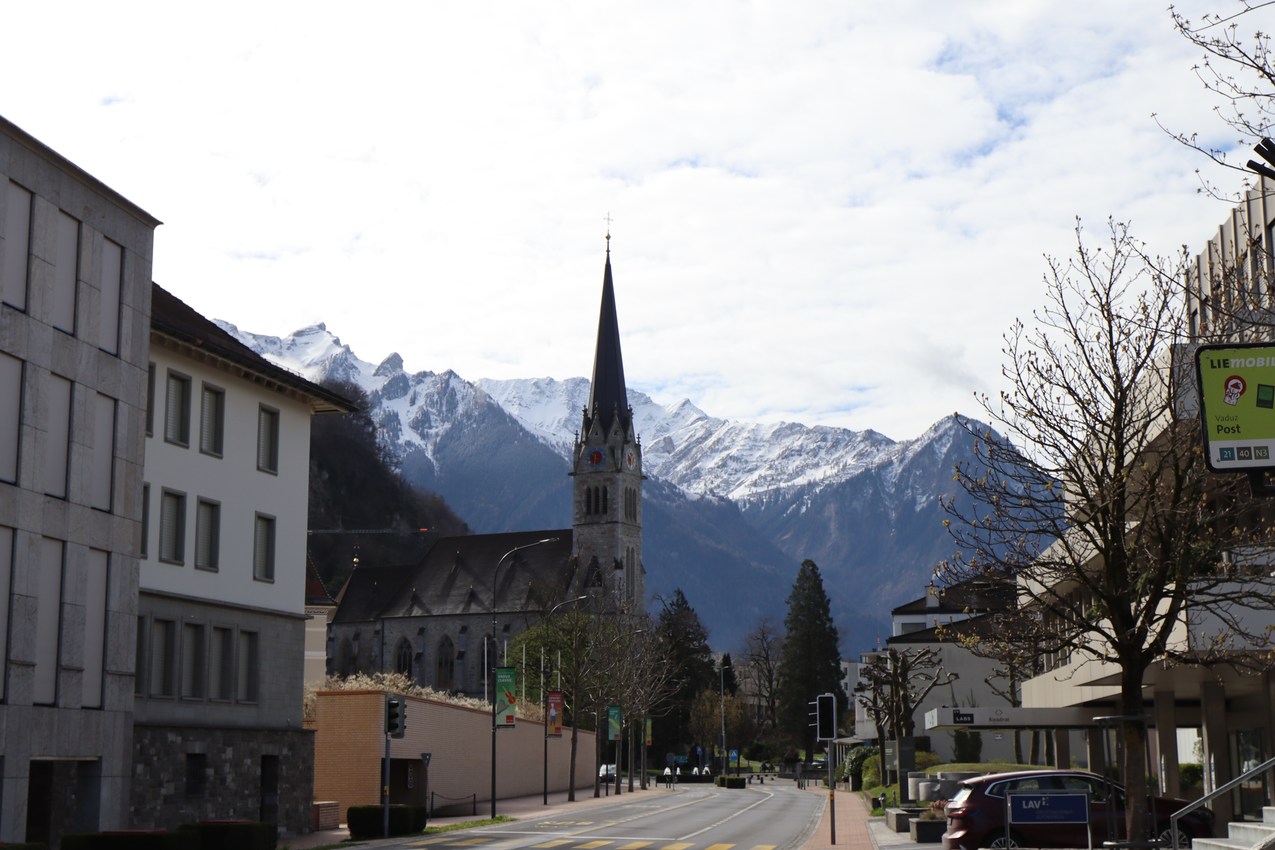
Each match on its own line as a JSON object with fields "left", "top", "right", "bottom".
{"left": 547, "top": 690, "right": 564, "bottom": 736}
{"left": 496, "top": 667, "right": 516, "bottom": 726}
{"left": 608, "top": 705, "right": 622, "bottom": 741}
{"left": 645, "top": 717, "right": 652, "bottom": 746}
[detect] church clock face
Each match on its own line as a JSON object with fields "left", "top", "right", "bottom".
{"left": 625, "top": 449, "right": 636, "bottom": 470}
{"left": 587, "top": 448, "right": 605, "bottom": 466}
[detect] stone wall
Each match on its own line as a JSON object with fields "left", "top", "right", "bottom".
{"left": 131, "top": 724, "right": 314, "bottom": 837}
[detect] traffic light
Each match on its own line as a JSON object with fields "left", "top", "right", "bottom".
{"left": 386, "top": 695, "right": 406, "bottom": 738}
{"left": 815, "top": 693, "right": 836, "bottom": 741}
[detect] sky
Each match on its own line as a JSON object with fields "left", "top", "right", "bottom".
{"left": 0, "top": 2, "right": 1259, "bottom": 440}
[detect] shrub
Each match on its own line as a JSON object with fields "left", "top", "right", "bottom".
{"left": 192, "top": 820, "right": 277, "bottom": 850}
{"left": 862, "top": 754, "right": 882, "bottom": 787}
{"left": 841, "top": 745, "right": 877, "bottom": 783}
{"left": 61, "top": 831, "right": 184, "bottom": 850}
{"left": 916, "top": 751, "right": 941, "bottom": 771}
{"left": 347, "top": 804, "right": 428, "bottom": 839}
{"left": 716, "top": 776, "right": 747, "bottom": 789}
{"left": 1179, "top": 763, "right": 1204, "bottom": 790}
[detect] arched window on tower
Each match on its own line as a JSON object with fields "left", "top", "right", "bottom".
{"left": 436, "top": 635, "right": 456, "bottom": 691}
{"left": 395, "top": 638, "right": 413, "bottom": 677}
{"left": 602, "top": 486, "right": 609, "bottom": 514}
{"left": 587, "top": 488, "right": 595, "bottom": 515}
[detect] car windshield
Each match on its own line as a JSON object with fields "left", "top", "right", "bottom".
{"left": 950, "top": 787, "right": 973, "bottom": 805}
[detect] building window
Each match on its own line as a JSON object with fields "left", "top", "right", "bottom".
{"left": 164, "top": 371, "right": 192, "bottom": 446}
{"left": 396, "top": 638, "right": 413, "bottom": 677}
{"left": 150, "top": 619, "right": 176, "bottom": 697}
{"left": 336, "top": 638, "right": 354, "bottom": 677}
{"left": 146, "top": 363, "right": 155, "bottom": 437}
{"left": 257, "top": 406, "right": 279, "bottom": 473}
{"left": 43, "top": 374, "right": 71, "bottom": 498}
{"left": 436, "top": 636, "right": 456, "bottom": 691}
{"left": 185, "top": 753, "right": 208, "bottom": 798}
{"left": 51, "top": 210, "right": 78, "bottom": 333}
{"left": 0, "top": 352, "right": 20, "bottom": 484}
{"left": 2, "top": 180, "right": 32, "bottom": 309}
{"left": 182, "top": 622, "right": 206, "bottom": 699}
{"left": 82, "top": 549, "right": 108, "bottom": 708}
{"left": 0, "top": 527, "right": 12, "bottom": 701}
{"left": 238, "top": 630, "right": 259, "bottom": 702}
{"left": 159, "top": 489, "right": 186, "bottom": 564}
{"left": 98, "top": 238, "right": 123, "bottom": 354}
{"left": 199, "top": 384, "right": 224, "bottom": 456}
{"left": 140, "top": 484, "right": 150, "bottom": 557}
{"left": 134, "top": 615, "right": 147, "bottom": 696}
{"left": 34, "top": 539, "right": 64, "bottom": 704}
{"left": 91, "top": 393, "right": 116, "bottom": 511}
{"left": 210, "top": 626, "right": 234, "bottom": 700}
{"left": 195, "top": 499, "right": 220, "bottom": 571}
{"left": 253, "top": 513, "right": 275, "bottom": 582}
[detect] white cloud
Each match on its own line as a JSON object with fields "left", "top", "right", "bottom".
{"left": 0, "top": 0, "right": 1255, "bottom": 440}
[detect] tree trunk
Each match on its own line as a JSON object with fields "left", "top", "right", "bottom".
{"left": 1120, "top": 675, "right": 1150, "bottom": 843}
{"left": 568, "top": 718, "right": 579, "bottom": 801}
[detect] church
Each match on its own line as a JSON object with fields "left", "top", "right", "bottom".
{"left": 327, "top": 239, "right": 644, "bottom": 698}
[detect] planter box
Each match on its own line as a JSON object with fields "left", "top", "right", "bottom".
{"left": 910, "top": 818, "right": 948, "bottom": 843}
{"left": 886, "top": 807, "right": 925, "bottom": 832}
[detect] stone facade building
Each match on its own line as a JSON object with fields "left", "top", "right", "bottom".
{"left": 0, "top": 115, "right": 159, "bottom": 845}
{"left": 131, "top": 285, "right": 353, "bottom": 835}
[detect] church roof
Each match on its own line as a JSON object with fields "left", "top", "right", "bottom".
{"left": 586, "top": 248, "right": 630, "bottom": 434}
{"left": 332, "top": 529, "right": 576, "bottom": 624}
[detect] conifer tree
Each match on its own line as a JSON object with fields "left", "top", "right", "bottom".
{"left": 777, "top": 560, "right": 846, "bottom": 756}
{"left": 652, "top": 589, "right": 715, "bottom": 755}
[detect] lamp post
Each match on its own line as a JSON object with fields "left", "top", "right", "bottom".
{"left": 720, "top": 657, "right": 730, "bottom": 777}
{"left": 491, "top": 537, "right": 558, "bottom": 819}
{"left": 544, "top": 595, "right": 586, "bottom": 805}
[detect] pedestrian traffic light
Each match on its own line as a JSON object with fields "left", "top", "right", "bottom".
{"left": 386, "top": 695, "right": 406, "bottom": 738}
{"left": 816, "top": 693, "right": 836, "bottom": 741}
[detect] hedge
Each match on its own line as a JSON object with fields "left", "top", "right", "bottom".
{"left": 716, "top": 776, "right": 747, "bottom": 789}
{"left": 347, "top": 804, "right": 428, "bottom": 839}
{"left": 61, "top": 831, "right": 186, "bottom": 850}
{"left": 186, "top": 820, "right": 277, "bottom": 850}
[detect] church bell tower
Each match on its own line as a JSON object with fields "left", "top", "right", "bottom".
{"left": 572, "top": 233, "right": 643, "bottom": 608}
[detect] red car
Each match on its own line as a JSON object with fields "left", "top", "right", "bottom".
{"left": 943, "top": 769, "right": 1214, "bottom": 849}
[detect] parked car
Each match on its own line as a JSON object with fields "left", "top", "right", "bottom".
{"left": 942, "top": 769, "right": 1214, "bottom": 850}
{"left": 599, "top": 763, "right": 616, "bottom": 779}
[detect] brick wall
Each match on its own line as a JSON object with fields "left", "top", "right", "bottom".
{"left": 313, "top": 690, "right": 597, "bottom": 821}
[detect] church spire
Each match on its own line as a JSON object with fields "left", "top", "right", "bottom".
{"left": 587, "top": 232, "right": 630, "bottom": 434}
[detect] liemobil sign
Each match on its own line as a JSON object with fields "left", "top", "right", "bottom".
{"left": 1196, "top": 343, "right": 1275, "bottom": 471}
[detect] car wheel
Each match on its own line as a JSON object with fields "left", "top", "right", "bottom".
{"left": 1158, "top": 826, "right": 1192, "bottom": 848}
{"left": 986, "top": 832, "right": 1024, "bottom": 849}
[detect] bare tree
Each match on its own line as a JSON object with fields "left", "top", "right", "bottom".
{"left": 939, "top": 219, "right": 1275, "bottom": 836}
{"left": 1160, "top": 3, "right": 1275, "bottom": 200}
{"left": 739, "top": 618, "right": 783, "bottom": 736}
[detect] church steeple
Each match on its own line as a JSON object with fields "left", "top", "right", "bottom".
{"left": 572, "top": 231, "right": 643, "bottom": 609}
{"left": 586, "top": 237, "right": 630, "bottom": 435}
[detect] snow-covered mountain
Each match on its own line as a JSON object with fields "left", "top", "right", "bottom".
{"left": 220, "top": 321, "right": 992, "bottom": 651}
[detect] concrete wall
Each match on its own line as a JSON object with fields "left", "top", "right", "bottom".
{"left": 313, "top": 690, "right": 597, "bottom": 821}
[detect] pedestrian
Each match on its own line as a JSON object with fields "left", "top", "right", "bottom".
{"left": 663, "top": 766, "right": 672, "bottom": 788}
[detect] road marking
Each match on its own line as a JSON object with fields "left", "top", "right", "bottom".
{"left": 659, "top": 844, "right": 694, "bottom": 850}
{"left": 616, "top": 843, "right": 655, "bottom": 849}
{"left": 677, "top": 789, "right": 777, "bottom": 841}
{"left": 703, "top": 845, "right": 736, "bottom": 850}
{"left": 530, "top": 841, "right": 574, "bottom": 848}
{"left": 577, "top": 842, "right": 613, "bottom": 849}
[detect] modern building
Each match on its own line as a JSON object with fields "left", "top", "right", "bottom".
{"left": 130, "top": 284, "right": 353, "bottom": 834}
{"left": 327, "top": 238, "right": 644, "bottom": 696}
{"left": 0, "top": 116, "right": 160, "bottom": 844}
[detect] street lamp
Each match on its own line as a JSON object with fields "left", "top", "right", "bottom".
{"left": 491, "top": 537, "right": 558, "bottom": 819}
{"left": 544, "top": 595, "right": 586, "bottom": 805}
{"left": 720, "top": 656, "right": 730, "bottom": 778}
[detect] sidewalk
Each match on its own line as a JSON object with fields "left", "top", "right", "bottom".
{"left": 280, "top": 783, "right": 676, "bottom": 849}
{"left": 799, "top": 786, "right": 934, "bottom": 850}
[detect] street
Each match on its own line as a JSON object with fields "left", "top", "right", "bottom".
{"left": 379, "top": 783, "right": 825, "bottom": 850}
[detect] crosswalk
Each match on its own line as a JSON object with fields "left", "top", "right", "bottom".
{"left": 404, "top": 838, "right": 778, "bottom": 850}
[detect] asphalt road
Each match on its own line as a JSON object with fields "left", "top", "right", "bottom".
{"left": 395, "top": 784, "right": 825, "bottom": 850}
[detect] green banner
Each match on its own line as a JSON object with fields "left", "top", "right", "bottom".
{"left": 608, "top": 705, "right": 622, "bottom": 741}
{"left": 1197, "top": 343, "right": 1275, "bottom": 470}
{"left": 496, "top": 667, "right": 516, "bottom": 727}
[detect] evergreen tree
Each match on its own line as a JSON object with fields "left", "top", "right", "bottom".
{"left": 777, "top": 560, "right": 846, "bottom": 756}
{"left": 652, "top": 589, "right": 715, "bottom": 757}
{"left": 720, "top": 653, "right": 738, "bottom": 696}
